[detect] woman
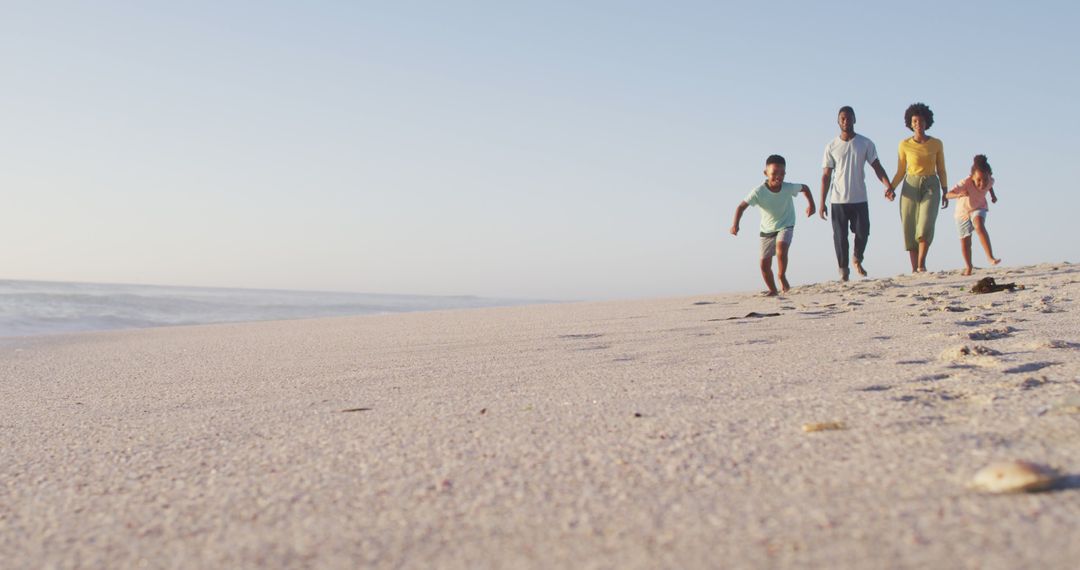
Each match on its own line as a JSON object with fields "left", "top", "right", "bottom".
{"left": 889, "top": 103, "right": 947, "bottom": 272}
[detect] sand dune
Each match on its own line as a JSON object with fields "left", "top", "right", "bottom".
{"left": 2, "top": 262, "right": 1079, "bottom": 568}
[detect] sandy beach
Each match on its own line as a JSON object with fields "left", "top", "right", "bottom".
{"left": 2, "top": 262, "right": 1079, "bottom": 569}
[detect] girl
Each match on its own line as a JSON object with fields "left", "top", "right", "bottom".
{"left": 945, "top": 155, "right": 1000, "bottom": 275}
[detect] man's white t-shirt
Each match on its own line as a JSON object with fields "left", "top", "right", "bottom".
{"left": 822, "top": 134, "right": 878, "bottom": 204}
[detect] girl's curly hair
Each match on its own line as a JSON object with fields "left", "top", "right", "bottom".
{"left": 971, "top": 154, "right": 992, "bottom": 176}
{"left": 904, "top": 102, "right": 934, "bottom": 131}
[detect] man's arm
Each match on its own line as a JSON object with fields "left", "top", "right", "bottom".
{"left": 870, "top": 159, "right": 895, "bottom": 201}
{"left": 800, "top": 185, "right": 816, "bottom": 217}
{"left": 819, "top": 167, "right": 832, "bottom": 219}
{"left": 730, "top": 201, "right": 749, "bottom": 235}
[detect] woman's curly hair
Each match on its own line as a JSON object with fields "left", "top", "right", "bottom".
{"left": 904, "top": 102, "right": 934, "bottom": 131}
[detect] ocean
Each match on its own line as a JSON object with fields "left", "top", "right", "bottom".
{"left": 0, "top": 279, "right": 540, "bottom": 338}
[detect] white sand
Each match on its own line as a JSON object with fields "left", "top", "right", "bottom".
{"left": 2, "top": 262, "right": 1079, "bottom": 569}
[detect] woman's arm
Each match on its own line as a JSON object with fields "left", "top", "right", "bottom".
{"left": 890, "top": 141, "right": 907, "bottom": 189}
{"left": 937, "top": 140, "right": 949, "bottom": 208}
{"left": 935, "top": 139, "right": 948, "bottom": 190}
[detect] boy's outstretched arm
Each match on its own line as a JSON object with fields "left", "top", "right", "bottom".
{"left": 731, "top": 201, "right": 749, "bottom": 235}
{"left": 800, "top": 185, "right": 816, "bottom": 217}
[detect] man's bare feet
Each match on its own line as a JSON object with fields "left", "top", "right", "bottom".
{"left": 961, "top": 267, "right": 973, "bottom": 276}
{"left": 840, "top": 267, "right": 850, "bottom": 282}
{"left": 854, "top": 261, "right": 867, "bottom": 277}
{"left": 990, "top": 258, "right": 1002, "bottom": 265}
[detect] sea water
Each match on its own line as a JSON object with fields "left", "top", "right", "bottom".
{"left": 0, "top": 279, "right": 538, "bottom": 338}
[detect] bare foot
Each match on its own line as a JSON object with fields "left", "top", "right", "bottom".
{"left": 840, "top": 267, "right": 850, "bottom": 282}
{"left": 990, "top": 258, "right": 1002, "bottom": 265}
{"left": 961, "top": 267, "right": 973, "bottom": 276}
{"left": 779, "top": 276, "right": 791, "bottom": 293}
{"left": 916, "top": 266, "right": 927, "bottom": 273}
{"left": 761, "top": 290, "right": 778, "bottom": 297}
{"left": 854, "top": 262, "right": 867, "bottom": 277}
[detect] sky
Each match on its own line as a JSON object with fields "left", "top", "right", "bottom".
{"left": 2, "top": 1, "right": 1078, "bottom": 300}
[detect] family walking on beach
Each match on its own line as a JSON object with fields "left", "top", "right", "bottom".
{"left": 730, "top": 103, "right": 1002, "bottom": 296}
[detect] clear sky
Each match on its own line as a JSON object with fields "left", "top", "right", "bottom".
{"left": 3, "top": 1, "right": 1078, "bottom": 300}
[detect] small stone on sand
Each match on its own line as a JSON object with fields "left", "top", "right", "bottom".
{"left": 971, "top": 460, "right": 1058, "bottom": 494}
{"left": 802, "top": 421, "right": 846, "bottom": 433}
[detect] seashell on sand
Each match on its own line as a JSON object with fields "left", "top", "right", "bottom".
{"left": 971, "top": 460, "right": 1059, "bottom": 494}
{"left": 802, "top": 421, "right": 846, "bottom": 433}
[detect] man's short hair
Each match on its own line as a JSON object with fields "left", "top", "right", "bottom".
{"left": 838, "top": 106, "right": 855, "bottom": 117}
{"left": 765, "top": 154, "right": 786, "bottom": 167}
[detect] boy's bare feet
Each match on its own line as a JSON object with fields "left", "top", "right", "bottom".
{"left": 779, "top": 276, "right": 791, "bottom": 293}
{"left": 761, "top": 290, "right": 778, "bottom": 297}
{"left": 990, "top": 258, "right": 1002, "bottom": 265}
{"left": 961, "top": 267, "right": 973, "bottom": 276}
{"left": 854, "top": 261, "right": 867, "bottom": 277}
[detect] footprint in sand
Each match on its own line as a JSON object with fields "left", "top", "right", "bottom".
{"left": 857, "top": 384, "right": 892, "bottom": 392}
{"left": 1022, "top": 339, "right": 1080, "bottom": 350}
{"left": 939, "top": 345, "right": 1002, "bottom": 367}
{"left": 1003, "top": 361, "right": 1060, "bottom": 374}
{"left": 1019, "top": 377, "right": 1052, "bottom": 390}
{"left": 957, "top": 316, "right": 994, "bottom": 327}
{"left": 913, "top": 373, "right": 951, "bottom": 382}
{"left": 736, "top": 338, "right": 776, "bottom": 346}
{"left": 559, "top": 333, "right": 604, "bottom": 340}
{"left": 968, "top": 326, "right": 1017, "bottom": 341}
{"left": 892, "top": 387, "right": 962, "bottom": 406}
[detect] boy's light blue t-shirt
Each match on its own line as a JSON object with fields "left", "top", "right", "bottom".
{"left": 745, "top": 182, "right": 801, "bottom": 234}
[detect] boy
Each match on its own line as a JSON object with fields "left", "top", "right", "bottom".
{"left": 730, "top": 154, "right": 816, "bottom": 296}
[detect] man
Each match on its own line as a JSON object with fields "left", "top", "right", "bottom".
{"left": 820, "top": 106, "right": 894, "bottom": 281}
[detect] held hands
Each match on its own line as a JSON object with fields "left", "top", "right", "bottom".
{"left": 885, "top": 187, "right": 896, "bottom": 202}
